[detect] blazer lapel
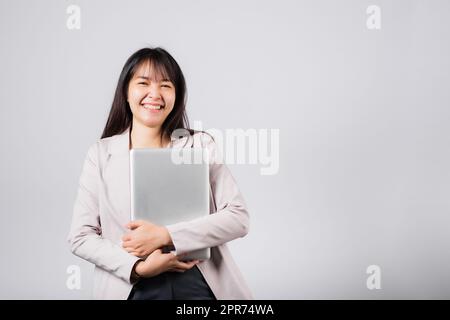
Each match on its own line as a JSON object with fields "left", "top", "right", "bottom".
{"left": 100, "top": 129, "right": 132, "bottom": 227}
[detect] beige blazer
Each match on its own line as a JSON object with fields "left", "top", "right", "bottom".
{"left": 67, "top": 128, "right": 253, "bottom": 300}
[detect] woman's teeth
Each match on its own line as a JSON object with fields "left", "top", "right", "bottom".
{"left": 142, "top": 104, "right": 163, "bottom": 110}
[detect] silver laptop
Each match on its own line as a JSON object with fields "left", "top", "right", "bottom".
{"left": 129, "top": 147, "right": 210, "bottom": 261}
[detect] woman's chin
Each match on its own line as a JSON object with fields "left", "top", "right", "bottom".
{"left": 141, "top": 119, "right": 165, "bottom": 128}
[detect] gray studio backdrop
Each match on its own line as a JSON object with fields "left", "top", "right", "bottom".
{"left": 1, "top": 0, "right": 450, "bottom": 299}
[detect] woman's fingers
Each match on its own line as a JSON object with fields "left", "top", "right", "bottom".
{"left": 126, "top": 220, "right": 145, "bottom": 230}
{"left": 122, "top": 234, "right": 131, "bottom": 242}
{"left": 122, "top": 239, "right": 143, "bottom": 251}
{"left": 123, "top": 242, "right": 146, "bottom": 257}
{"left": 122, "top": 242, "right": 137, "bottom": 251}
{"left": 122, "top": 245, "right": 133, "bottom": 252}
{"left": 124, "top": 249, "right": 140, "bottom": 256}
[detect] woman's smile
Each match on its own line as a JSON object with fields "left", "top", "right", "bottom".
{"left": 141, "top": 103, "right": 165, "bottom": 112}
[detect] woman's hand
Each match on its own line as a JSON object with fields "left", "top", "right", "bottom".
{"left": 134, "top": 249, "right": 199, "bottom": 278}
{"left": 122, "top": 220, "right": 172, "bottom": 258}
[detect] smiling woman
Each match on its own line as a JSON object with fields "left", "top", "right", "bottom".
{"left": 101, "top": 48, "right": 189, "bottom": 149}
{"left": 127, "top": 64, "right": 175, "bottom": 138}
{"left": 67, "top": 47, "right": 253, "bottom": 300}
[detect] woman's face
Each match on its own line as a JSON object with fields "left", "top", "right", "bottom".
{"left": 127, "top": 62, "right": 176, "bottom": 129}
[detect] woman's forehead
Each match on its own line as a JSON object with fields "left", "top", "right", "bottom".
{"left": 132, "top": 60, "right": 170, "bottom": 81}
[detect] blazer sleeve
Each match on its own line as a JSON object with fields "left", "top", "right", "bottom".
{"left": 165, "top": 134, "right": 250, "bottom": 255}
{"left": 67, "top": 142, "right": 140, "bottom": 284}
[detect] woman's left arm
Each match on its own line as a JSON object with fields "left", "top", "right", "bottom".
{"left": 165, "top": 135, "right": 250, "bottom": 256}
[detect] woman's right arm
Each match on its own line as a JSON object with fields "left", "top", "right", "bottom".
{"left": 67, "top": 143, "right": 140, "bottom": 284}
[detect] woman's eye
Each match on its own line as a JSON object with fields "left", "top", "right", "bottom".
{"left": 162, "top": 85, "right": 171, "bottom": 88}
{"left": 138, "top": 82, "right": 147, "bottom": 85}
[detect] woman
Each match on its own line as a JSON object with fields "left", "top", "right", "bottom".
{"left": 67, "top": 47, "right": 253, "bottom": 300}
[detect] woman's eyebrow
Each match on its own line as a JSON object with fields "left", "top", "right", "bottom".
{"left": 135, "top": 76, "right": 171, "bottom": 82}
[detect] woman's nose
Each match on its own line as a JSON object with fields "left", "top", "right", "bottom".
{"left": 146, "top": 84, "right": 161, "bottom": 99}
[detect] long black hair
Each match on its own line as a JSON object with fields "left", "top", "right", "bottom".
{"left": 101, "top": 47, "right": 191, "bottom": 140}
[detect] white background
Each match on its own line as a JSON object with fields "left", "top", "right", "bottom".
{"left": 1, "top": 0, "right": 450, "bottom": 299}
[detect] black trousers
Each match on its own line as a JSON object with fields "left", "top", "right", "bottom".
{"left": 128, "top": 266, "right": 216, "bottom": 300}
